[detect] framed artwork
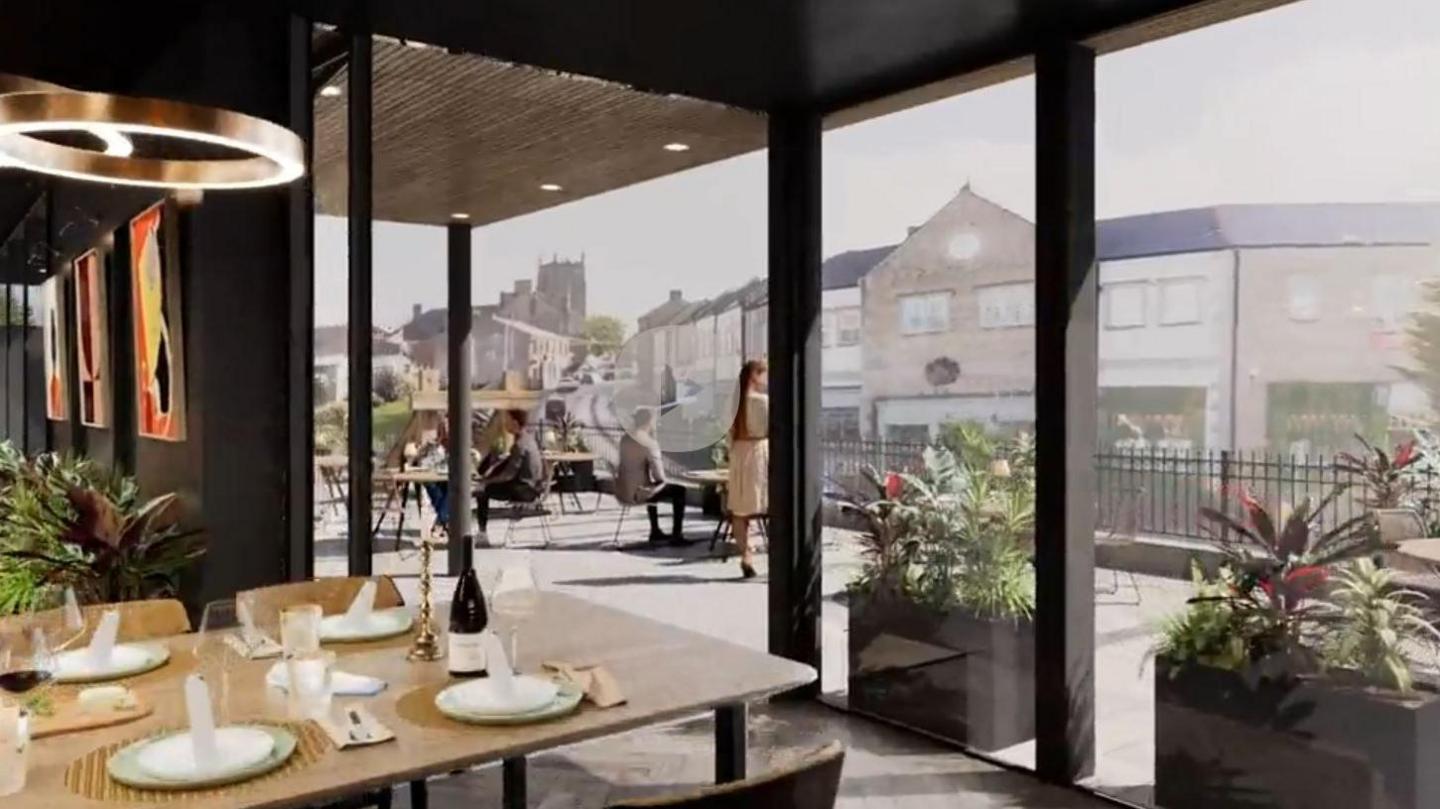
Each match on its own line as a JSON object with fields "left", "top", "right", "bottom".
{"left": 74, "top": 249, "right": 109, "bottom": 428}
{"left": 129, "top": 201, "right": 186, "bottom": 441}
{"left": 41, "top": 274, "right": 66, "bottom": 422}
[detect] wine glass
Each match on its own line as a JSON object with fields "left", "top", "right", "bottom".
{"left": 491, "top": 555, "right": 540, "bottom": 671}
{"left": 0, "top": 586, "right": 82, "bottom": 712}
{"left": 195, "top": 600, "right": 246, "bottom": 725}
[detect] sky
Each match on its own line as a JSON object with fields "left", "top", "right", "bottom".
{"left": 315, "top": 0, "right": 1440, "bottom": 330}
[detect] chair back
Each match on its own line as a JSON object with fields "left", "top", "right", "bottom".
{"left": 240, "top": 576, "right": 405, "bottom": 619}
{"left": 0, "top": 598, "right": 189, "bottom": 645}
{"left": 606, "top": 741, "right": 844, "bottom": 809}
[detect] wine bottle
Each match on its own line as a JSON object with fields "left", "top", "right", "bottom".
{"left": 448, "top": 566, "right": 489, "bottom": 677}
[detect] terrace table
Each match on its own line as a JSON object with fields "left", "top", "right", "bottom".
{"left": 19, "top": 591, "right": 814, "bottom": 809}
{"left": 543, "top": 450, "right": 601, "bottom": 514}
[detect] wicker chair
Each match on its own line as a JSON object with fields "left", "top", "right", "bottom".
{"left": 0, "top": 598, "right": 189, "bottom": 645}
{"left": 606, "top": 742, "right": 844, "bottom": 809}
{"left": 238, "top": 575, "right": 405, "bottom": 618}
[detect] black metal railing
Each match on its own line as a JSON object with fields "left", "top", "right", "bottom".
{"left": 563, "top": 423, "right": 1434, "bottom": 541}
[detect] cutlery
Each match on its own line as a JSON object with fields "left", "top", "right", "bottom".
{"left": 347, "top": 708, "right": 367, "bottom": 742}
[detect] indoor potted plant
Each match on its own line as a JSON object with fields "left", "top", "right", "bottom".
{"left": 1153, "top": 486, "right": 1440, "bottom": 809}
{"left": 845, "top": 440, "right": 1036, "bottom": 750}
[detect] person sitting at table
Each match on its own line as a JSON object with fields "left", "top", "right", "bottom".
{"left": 474, "top": 408, "right": 546, "bottom": 542}
{"left": 617, "top": 407, "right": 686, "bottom": 544}
{"left": 411, "top": 419, "right": 450, "bottom": 538}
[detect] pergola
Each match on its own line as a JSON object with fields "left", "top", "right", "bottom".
{"left": 1, "top": 0, "right": 1295, "bottom": 786}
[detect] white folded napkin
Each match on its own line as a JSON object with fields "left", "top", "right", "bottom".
{"left": 483, "top": 631, "right": 514, "bottom": 686}
{"left": 183, "top": 674, "right": 220, "bottom": 773}
{"left": 265, "top": 662, "right": 386, "bottom": 696}
{"left": 343, "top": 581, "right": 377, "bottom": 628}
{"left": 87, "top": 610, "right": 120, "bottom": 668}
{"left": 317, "top": 704, "right": 396, "bottom": 750}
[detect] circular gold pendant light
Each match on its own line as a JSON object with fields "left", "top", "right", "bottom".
{"left": 0, "top": 74, "right": 304, "bottom": 190}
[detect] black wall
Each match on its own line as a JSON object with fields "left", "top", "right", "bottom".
{"left": 0, "top": 1, "right": 300, "bottom": 604}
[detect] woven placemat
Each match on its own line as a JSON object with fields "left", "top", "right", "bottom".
{"left": 63, "top": 720, "right": 329, "bottom": 803}
{"left": 393, "top": 683, "right": 455, "bottom": 730}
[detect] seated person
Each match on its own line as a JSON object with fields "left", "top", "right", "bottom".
{"left": 411, "top": 422, "right": 449, "bottom": 537}
{"left": 475, "top": 408, "right": 545, "bottom": 537}
{"left": 617, "top": 407, "right": 686, "bottom": 543}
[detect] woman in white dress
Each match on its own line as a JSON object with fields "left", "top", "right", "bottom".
{"left": 727, "top": 359, "right": 768, "bottom": 579}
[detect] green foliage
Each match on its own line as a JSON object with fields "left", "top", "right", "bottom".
{"left": 1156, "top": 563, "right": 1247, "bottom": 674}
{"left": 1319, "top": 558, "right": 1440, "bottom": 693}
{"left": 1333, "top": 434, "right": 1420, "bottom": 509}
{"left": 553, "top": 412, "right": 589, "bottom": 452}
{"left": 573, "top": 315, "right": 628, "bottom": 367}
{"left": 0, "top": 289, "right": 31, "bottom": 327}
{"left": 0, "top": 445, "right": 203, "bottom": 611}
{"left": 373, "top": 367, "right": 413, "bottom": 404}
{"left": 844, "top": 440, "right": 1035, "bottom": 621}
{"left": 314, "top": 401, "right": 348, "bottom": 455}
{"left": 1193, "top": 486, "right": 1384, "bottom": 677}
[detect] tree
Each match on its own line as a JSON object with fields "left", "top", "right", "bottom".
{"left": 574, "top": 315, "right": 627, "bottom": 364}
{"left": 373, "top": 366, "right": 411, "bottom": 403}
{"left": 0, "top": 289, "right": 31, "bottom": 327}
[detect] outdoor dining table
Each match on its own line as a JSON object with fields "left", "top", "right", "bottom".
{"left": 683, "top": 469, "right": 733, "bottom": 549}
{"left": 18, "top": 590, "right": 815, "bottom": 809}
{"left": 542, "top": 450, "right": 601, "bottom": 514}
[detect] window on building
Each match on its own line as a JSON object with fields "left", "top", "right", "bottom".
{"left": 821, "top": 311, "right": 836, "bottom": 348}
{"left": 977, "top": 282, "right": 1036, "bottom": 328}
{"left": 1158, "top": 278, "right": 1204, "bottom": 325}
{"left": 837, "top": 308, "right": 861, "bottom": 346}
{"left": 1104, "top": 282, "right": 1147, "bottom": 329}
{"left": 885, "top": 423, "right": 931, "bottom": 443}
{"left": 899, "top": 292, "right": 950, "bottom": 334}
{"left": 1287, "top": 273, "right": 1321, "bottom": 321}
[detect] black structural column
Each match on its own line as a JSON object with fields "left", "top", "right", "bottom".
{"left": 346, "top": 27, "right": 374, "bottom": 577}
{"left": 766, "top": 109, "right": 823, "bottom": 690}
{"left": 447, "top": 223, "right": 474, "bottom": 575}
{"left": 1034, "top": 39, "right": 1098, "bottom": 783}
{"left": 287, "top": 11, "right": 315, "bottom": 582}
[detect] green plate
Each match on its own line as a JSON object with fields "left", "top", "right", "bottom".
{"left": 106, "top": 724, "right": 297, "bottom": 791}
{"left": 319, "top": 608, "right": 414, "bottom": 643}
{"left": 435, "top": 681, "right": 584, "bottom": 725}
{"left": 54, "top": 643, "right": 171, "bottom": 684}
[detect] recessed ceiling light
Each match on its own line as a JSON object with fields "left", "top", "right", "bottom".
{"left": 320, "top": 85, "right": 342, "bottom": 98}
{"left": 663, "top": 142, "right": 691, "bottom": 152}
{"left": 450, "top": 212, "right": 470, "bottom": 220}
{"left": 539, "top": 183, "right": 563, "bottom": 192}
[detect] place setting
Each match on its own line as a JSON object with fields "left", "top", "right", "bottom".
{"left": 0, "top": 588, "right": 164, "bottom": 746}
{"left": 317, "top": 580, "right": 415, "bottom": 645}
{"left": 400, "top": 558, "right": 626, "bottom": 729}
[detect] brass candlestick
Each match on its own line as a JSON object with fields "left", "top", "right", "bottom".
{"left": 407, "top": 532, "right": 443, "bottom": 662}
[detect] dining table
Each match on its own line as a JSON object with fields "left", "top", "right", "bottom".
{"left": 16, "top": 591, "right": 815, "bottom": 809}
{"left": 542, "top": 450, "right": 601, "bottom": 514}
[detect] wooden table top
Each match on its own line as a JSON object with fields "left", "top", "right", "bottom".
{"left": 382, "top": 469, "right": 452, "bottom": 484}
{"left": 683, "top": 469, "right": 729, "bottom": 485}
{"left": 19, "top": 592, "right": 813, "bottom": 809}
{"left": 314, "top": 455, "right": 349, "bottom": 469}
{"left": 542, "top": 451, "right": 599, "bottom": 463}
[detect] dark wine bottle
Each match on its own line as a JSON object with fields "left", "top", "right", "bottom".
{"left": 448, "top": 566, "right": 489, "bottom": 677}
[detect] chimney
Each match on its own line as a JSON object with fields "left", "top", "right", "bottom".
{"left": 669, "top": 289, "right": 682, "bottom": 302}
{"left": 515, "top": 279, "right": 533, "bottom": 295}
{"left": 411, "top": 303, "right": 422, "bottom": 321}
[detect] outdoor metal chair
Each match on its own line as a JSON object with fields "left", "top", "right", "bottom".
{"left": 493, "top": 460, "right": 557, "bottom": 548}
{"left": 606, "top": 741, "right": 844, "bottom": 809}
{"left": 1097, "top": 486, "right": 1144, "bottom": 606}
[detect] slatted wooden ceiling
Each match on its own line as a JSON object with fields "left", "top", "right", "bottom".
{"left": 314, "top": 41, "right": 767, "bottom": 226}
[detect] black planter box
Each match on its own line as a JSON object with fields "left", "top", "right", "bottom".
{"left": 1154, "top": 657, "right": 1440, "bottom": 809}
{"left": 848, "top": 596, "right": 1034, "bottom": 750}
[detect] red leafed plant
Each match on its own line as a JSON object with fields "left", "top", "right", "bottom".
{"left": 1195, "top": 484, "right": 1385, "bottom": 678}
{"left": 0, "top": 450, "right": 203, "bottom": 608}
{"left": 1334, "top": 434, "right": 1422, "bottom": 509}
